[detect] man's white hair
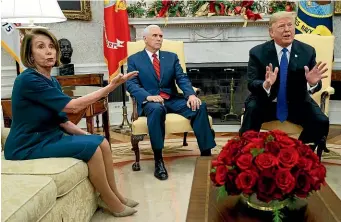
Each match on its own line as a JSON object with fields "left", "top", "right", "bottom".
{"left": 143, "top": 25, "right": 161, "bottom": 37}
{"left": 269, "top": 11, "right": 296, "bottom": 27}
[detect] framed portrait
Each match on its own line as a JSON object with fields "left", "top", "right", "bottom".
{"left": 335, "top": 1, "right": 341, "bottom": 15}
{"left": 57, "top": 0, "right": 92, "bottom": 21}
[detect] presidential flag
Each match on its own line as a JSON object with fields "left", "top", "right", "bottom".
{"left": 1, "top": 23, "right": 25, "bottom": 72}
{"left": 295, "top": 1, "right": 333, "bottom": 36}
{"left": 103, "top": 0, "right": 130, "bottom": 82}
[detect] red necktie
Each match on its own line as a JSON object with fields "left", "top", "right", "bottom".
{"left": 152, "top": 53, "right": 170, "bottom": 99}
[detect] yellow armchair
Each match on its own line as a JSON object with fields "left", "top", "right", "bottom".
{"left": 126, "top": 39, "right": 213, "bottom": 171}
{"left": 260, "top": 34, "right": 335, "bottom": 134}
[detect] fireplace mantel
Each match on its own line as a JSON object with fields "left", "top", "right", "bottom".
{"left": 128, "top": 16, "right": 271, "bottom": 64}
{"left": 129, "top": 16, "right": 270, "bottom": 26}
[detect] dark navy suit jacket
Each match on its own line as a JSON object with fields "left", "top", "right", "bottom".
{"left": 126, "top": 50, "right": 195, "bottom": 116}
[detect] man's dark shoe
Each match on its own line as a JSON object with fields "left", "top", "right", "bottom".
{"left": 154, "top": 159, "right": 168, "bottom": 180}
{"left": 201, "top": 149, "right": 211, "bottom": 156}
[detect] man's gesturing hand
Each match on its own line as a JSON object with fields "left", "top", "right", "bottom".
{"left": 263, "top": 63, "right": 279, "bottom": 90}
{"left": 305, "top": 61, "right": 328, "bottom": 86}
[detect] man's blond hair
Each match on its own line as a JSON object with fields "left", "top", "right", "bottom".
{"left": 269, "top": 11, "right": 296, "bottom": 27}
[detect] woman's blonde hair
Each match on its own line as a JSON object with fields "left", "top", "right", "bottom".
{"left": 269, "top": 11, "right": 296, "bottom": 27}
{"left": 20, "top": 28, "right": 61, "bottom": 68}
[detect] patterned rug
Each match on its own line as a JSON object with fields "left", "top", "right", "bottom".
{"left": 111, "top": 137, "right": 341, "bottom": 165}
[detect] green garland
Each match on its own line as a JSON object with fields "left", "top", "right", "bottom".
{"left": 127, "top": 0, "right": 297, "bottom": 18}
{"left": 127, "top": 1, "right": 146, "bottom": 18}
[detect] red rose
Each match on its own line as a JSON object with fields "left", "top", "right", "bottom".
{"left": 297, "top": 157, "right": 313, "bottom": 171}
{"left": 242, "top": 130, "right": 260, "bottom": 141}
{"left": 293, "top": 170, "right": 312, "bottom": 198}
{"left": 304, "top": 149, "right": 320, "bottom": 163}
{"left": 278, "top": 148, "right": 299, "bottom": 168}
{"left": 220, "top": 138, "right": 244, "bottom": 165}
{"left": 257, "top": 169, "right": 277, "bottom": 203}
{"left": 309, "top": 165, "right": 326, "bottom": 190}
{"left": 276, "top": 169, "right": 296, "bottom": 194}
{"left": 297, "top": 144, "right": 311, "bottom": 157}
{"left": 225, "top": 169, "right": 241, "bottom": 195}
{"left": 217, "top": 149, "right": 230, "bottom": 165}
{"left": 235, "top": 170, "right": 259, "bottom": 194}
{"left": 271, "top": 130, "right": 296, "bottom": 147}
{"left": 265, "top": 141, "right": 281, "bottom": 156}
{"left": 211, "top": 165, "right": 227, "bottom": 186}
{"left": 255, "top": 153, "right": 278, "bottom": 171}
{"left": 223, "top": 137, "right": 244, "bottom": 151}
{"left": 241, "top": 142, "right": 262, "bottom": 153}
{"left": 236, "top": 153, "right": 253, "bottom": 170}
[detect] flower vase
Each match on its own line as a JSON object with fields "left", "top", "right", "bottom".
{"left": 241, "top": 193, "right": 289, "bottom": 212}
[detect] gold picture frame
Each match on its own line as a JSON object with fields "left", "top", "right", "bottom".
{"left": 335, "top": 1, "right": 341, "bottom": 15}
{"left": 57, "top": 0, "right": 92, "bottom": 21}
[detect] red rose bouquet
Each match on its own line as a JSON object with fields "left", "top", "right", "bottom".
{"left": 210, "top": 130, "right": 326, "bottom": 221}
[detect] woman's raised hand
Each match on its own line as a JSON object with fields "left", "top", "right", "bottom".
{"left": 110, "top": 71, "right": 139, "bottom": 87}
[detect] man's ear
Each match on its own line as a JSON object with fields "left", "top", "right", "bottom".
{"left": 269, "top": 27, "right": 274, "bottom": 39}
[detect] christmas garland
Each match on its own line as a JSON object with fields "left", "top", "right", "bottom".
{"left": 146, "top": 0, "right": 186, "bottom": 18}
{"left": 127, "top": 0, "right": 296, "bottom": 20}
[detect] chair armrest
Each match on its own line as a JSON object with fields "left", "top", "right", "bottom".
{"left": 176, "top": 86, "right": 201, "bottom": 96}
{"left": 320, "top": 86, "right": 334, "bottom": 113}
{"left": 126, "top": 93, "right": 138, "bottom": 121}
{"left": 323, "top": 86, "right": 335, "bottom": 95}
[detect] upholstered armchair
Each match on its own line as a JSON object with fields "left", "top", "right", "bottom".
{"left": 126, "top": 39, "right": 213, "bottom": 171}
{"left": 261, "top": 34, "right": 335, "bottom": 135}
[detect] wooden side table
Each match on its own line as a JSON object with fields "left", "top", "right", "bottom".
{"left": 56, "top": 74, "right": 104, "bottom": 129}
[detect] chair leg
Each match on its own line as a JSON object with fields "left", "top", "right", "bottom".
{"left": 183, "top": 132, "right": 188, "bottom": 146}
{"left": 131, "top": 135, "right": 144, "bottom": 171}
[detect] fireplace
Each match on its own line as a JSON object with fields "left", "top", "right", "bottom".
{"left": 186, "top": 64, "right": 249, "bottom": 124}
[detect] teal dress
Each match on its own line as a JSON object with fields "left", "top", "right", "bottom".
{"left": 4, "top": 68, "right": 104, "bottom": 162}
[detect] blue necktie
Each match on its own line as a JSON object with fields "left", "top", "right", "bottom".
{"left": 277, "top": 48, "right": 288, "bottom": 122}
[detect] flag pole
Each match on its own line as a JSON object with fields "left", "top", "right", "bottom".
{"left": 117, "top": 65, "right": 131, "bottom": 132}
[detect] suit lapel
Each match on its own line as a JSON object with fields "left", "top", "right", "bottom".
{"left": 267, "top": 41, "right": 280, "bottom": 70}
{"left": 159, "top": 51, "right": 165, "bottom": 83}
{"left": 288, "top": 40, "right": 299, "bottom": 72}
{"left": 141, "top": 50, "right": 159, "bottom": 82}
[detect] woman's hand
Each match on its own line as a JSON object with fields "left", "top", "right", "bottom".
{"left": 110, "top": 71, "right": 138, "bottom": 87}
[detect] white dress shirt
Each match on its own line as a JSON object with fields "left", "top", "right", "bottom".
{"left": 145, "top": 49, "right": 159, "bottom": 63}
{"left": 263, "top": 42, "right": 318, "bottom": 98}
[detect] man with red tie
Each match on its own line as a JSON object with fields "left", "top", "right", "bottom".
{"left": 126, "top": 25, "right": 216, "bottom": 180}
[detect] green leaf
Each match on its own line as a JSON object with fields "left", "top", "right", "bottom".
{"left": 217, "top": 186, "right": 228, "bottom": 202}
{"left": 272, "top": 206, "right": 284, "bottom": 222}
{"left": 286, "top": 196, "right": 298, "bottom": 211}
{"left": 266, "top": 135, "right": 275, "bottom": 142}
{"left": 211, "top": 168, "right": 216, "bottom": 173}
{"left": 250, "top": 148, "right": 265, "bottom": 157}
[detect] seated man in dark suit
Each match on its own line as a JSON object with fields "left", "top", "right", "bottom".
{"left": 126, "top": 25, "right": 216, "bottom": 180}
{"left": 240, "top": 11, "right": 329, "bottom": 156}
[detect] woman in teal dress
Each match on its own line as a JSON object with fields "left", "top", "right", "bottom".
{"left": 4, "top": 28, "right": 139, "bottom": 217}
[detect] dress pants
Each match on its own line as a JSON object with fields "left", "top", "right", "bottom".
{"left": 240, "top": 98, "right": 329, "bottom": 145}
{"left": 142, "top": 96, "right": 216, "bottom": 151}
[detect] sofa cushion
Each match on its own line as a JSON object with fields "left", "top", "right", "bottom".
{"left": 1, "top": 154, "right": 88, "bottom": 197}
{"left": 1, "top": 175, "right": 56, "bottom": 222}
{"left": 1, "top": 127, "right": 10, "bottom": 150}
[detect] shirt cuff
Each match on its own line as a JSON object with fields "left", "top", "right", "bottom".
{"left": 307, "top": 82, "right": 318, "bottom": 93}
{"left": 263, "top": 83, "right": 271, "bottom": 96}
